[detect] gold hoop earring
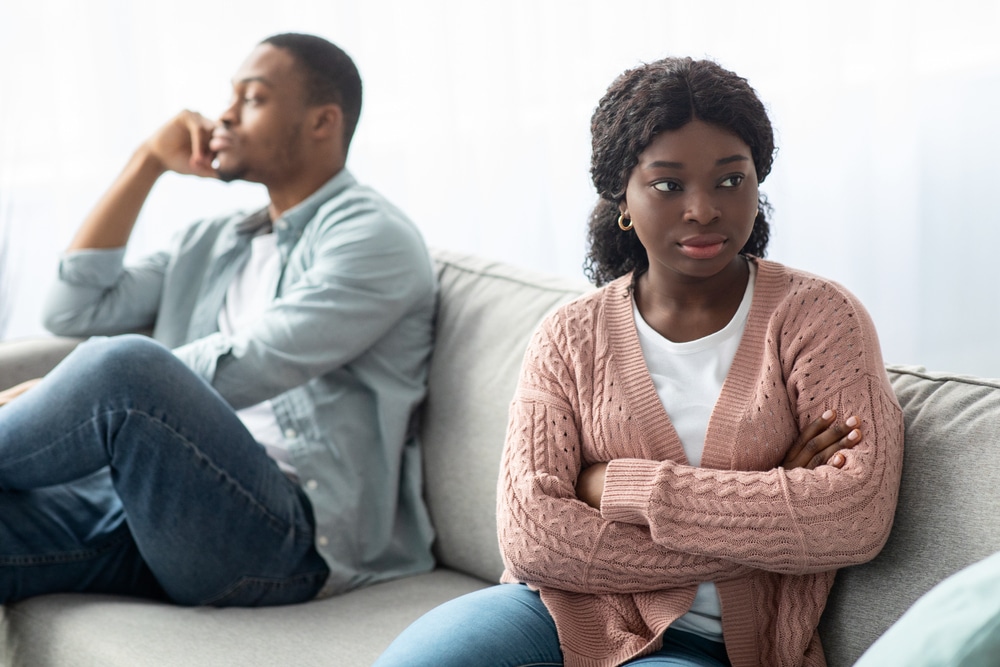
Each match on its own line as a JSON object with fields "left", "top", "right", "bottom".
{"left": 618, "top": 213, "right": 633, "bottom": 231}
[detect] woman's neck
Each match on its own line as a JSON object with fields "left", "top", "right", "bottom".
{"left": 634, "top": 256, "right": 750, "bottom": 343}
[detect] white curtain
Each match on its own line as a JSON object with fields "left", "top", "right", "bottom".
{"left": 2, "top": 0, "right": 999, "bottom": 376}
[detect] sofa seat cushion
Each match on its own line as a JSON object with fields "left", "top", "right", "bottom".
{"left": 0, "top": 569, "right": 488, "bottom": 667}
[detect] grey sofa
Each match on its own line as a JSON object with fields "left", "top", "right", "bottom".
{"left": 1, "top": 249, "right": 998, "bottom": 666}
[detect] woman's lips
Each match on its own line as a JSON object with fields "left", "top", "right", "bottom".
{"left": 677, "top": 235, "right": 727, "bottom": 260}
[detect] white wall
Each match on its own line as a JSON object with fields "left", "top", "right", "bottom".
{"left": 2, "top": 0, "right": 998, "bottom": 376}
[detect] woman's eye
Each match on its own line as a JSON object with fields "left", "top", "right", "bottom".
{"left": 653, "top": 181, "right": 680, "bottom": 192}
{"left": 720, "top": 175, "right": 744, "bottom": 188}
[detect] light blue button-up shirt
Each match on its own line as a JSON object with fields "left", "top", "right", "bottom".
{"left": 43, "top": 169, "right": 437, "bottom": 597}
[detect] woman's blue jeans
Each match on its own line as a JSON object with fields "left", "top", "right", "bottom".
{"left": 374, "top": 583, "right": 732, "bottom": 667}
{"left": 0, "top": 335, "right": 329, "bottom": 606}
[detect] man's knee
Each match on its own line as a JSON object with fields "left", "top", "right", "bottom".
{"left": 72, "top": 335, "right": 178, "bottom": 381}
{"left": 83, "top": 333, "right": 169, "bottom": 360}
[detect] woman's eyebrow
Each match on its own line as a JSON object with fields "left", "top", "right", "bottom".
{"left": 644, "top": 154, "right": 750, "bottom": 169}
{"left": 646, "top": 160, "right": 684, "bottom": 169}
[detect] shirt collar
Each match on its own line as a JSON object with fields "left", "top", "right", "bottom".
{"left": 235, "top": 169, "right": 358, "bottom": 236}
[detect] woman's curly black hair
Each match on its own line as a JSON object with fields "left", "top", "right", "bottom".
{"left": 584, "top": 57, "right": 776, "bottom": 286}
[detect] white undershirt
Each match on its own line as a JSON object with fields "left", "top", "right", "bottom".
{"left": 632, "top": 260, "right": 756, "bottom": 642}
{"left": 217, "top": 231, "right": 297, "bottom": 476}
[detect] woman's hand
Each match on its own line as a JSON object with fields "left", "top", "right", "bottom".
{"left": 783, "top": 409, "right": 862, "bottom": 470}
{"left": 0, "top": 378, "right": 41, "bottom": 407}
{"left": 576, "top": 462, "right": 608, "bottom": 510}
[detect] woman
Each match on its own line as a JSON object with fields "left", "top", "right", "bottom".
{"left": 375, "top": 57, "right": 903, "bottom": 667}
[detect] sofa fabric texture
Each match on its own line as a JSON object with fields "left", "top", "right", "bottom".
{"left": 852, "top": 549, "right": 1000, "bottom": 667}
{"left": 0, "top": 249, "right": 997, "bottom": 666}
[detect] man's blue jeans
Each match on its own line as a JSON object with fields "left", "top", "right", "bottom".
{"left": 374, "top": 584, "right": 732, "bottom": 667}
{"left": 0, "top": 335, "right": 329, "bottom": 606}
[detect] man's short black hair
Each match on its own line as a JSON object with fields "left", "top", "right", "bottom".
{"left": 261, "top": 33, "right": 363, "bottom": 151}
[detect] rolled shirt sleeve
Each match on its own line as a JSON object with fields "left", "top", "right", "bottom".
{"left": 43, "top": 247, "right": 166, "bottom": 336}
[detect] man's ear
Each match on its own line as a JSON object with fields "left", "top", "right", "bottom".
{"left": 310, "top": 103, "right": 344, "bottom": 139}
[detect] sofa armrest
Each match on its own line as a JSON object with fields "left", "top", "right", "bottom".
{"left": 0, "top": 337, "right": 84, "bottom": 390}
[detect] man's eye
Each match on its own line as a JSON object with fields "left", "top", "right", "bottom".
{"left": 653, "top": 181, "right": 680, "bottom": 192}
{"left": 720, "top": 175, "right": 744, "bottom": 188}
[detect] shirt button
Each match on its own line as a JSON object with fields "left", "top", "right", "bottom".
{"left": 318, "top": 536, "right": 329, "bottom": 547}
{"left": 275, "top": 219, "right": 288, "bottom": 230}
{"left": 284, "top": 428, "right": 297, "bottom": 439}
{"left": 306, "top": 479, "right": 319, "bottom": 491}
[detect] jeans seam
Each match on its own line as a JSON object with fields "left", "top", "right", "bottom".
{"left": 0, "top": 525, "right": 132, "bottom": 566}
{"left": 3, "top": 406, "right": 293, "bottom": 537}
{"left": 74, "top": 406, "right": 298, "bottom": 537}
{"left": 0, "top": 411, "right": 107, "bottom": 474}
{"left": 128, "top": 409, "right": 299, "bottom": 536}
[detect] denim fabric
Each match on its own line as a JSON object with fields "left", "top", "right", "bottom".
{"left": 374, "top": 584, "right": 732, "bottom": 667}
{"left": 42, "top": 169, "right": 438, "bottom": 596}
{"left": 0, "top": 335, "right": 329, "bottom": 606}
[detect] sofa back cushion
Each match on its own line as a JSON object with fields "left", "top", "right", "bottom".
{"left": 819, "top": 365, "right": 1000, "bottom": 667}
{"left": 420, "top": 250, "right": 589, "bottom": 582}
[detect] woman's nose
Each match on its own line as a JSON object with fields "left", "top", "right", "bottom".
{"left": 683, "top": 190, "right": 720, "bottom": 225}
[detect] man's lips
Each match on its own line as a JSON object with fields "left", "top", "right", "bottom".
{"left": 209, "top": 132, "right": 233, "bottom": 152}
{"left": 677, "top": 234, "right": 727, "bottom": 260}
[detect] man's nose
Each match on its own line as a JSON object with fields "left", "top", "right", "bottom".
{"left": 217, "top": 100, "right": 238, "bottom": 128}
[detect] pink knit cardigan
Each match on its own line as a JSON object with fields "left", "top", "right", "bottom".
{"left": 497, "top": 258, "right": 904, "bottom": 667}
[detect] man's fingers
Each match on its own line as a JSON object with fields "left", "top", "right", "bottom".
{"left": 184, "top": 112, "right": 218, "bottom": 173}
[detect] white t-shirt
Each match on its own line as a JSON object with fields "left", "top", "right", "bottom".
{"left": 632, "top": 261, "right": 756, "bottom": 642}
{"left": 217, "top": 231, "right": 297, "bottom": 476}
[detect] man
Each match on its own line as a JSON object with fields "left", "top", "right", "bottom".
{"left": 0, "top": 33, "right": 436, "bottom": 606}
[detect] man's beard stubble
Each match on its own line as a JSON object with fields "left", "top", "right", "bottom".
{"left": 214, "top": 165, "right": 243, "bottom": 183}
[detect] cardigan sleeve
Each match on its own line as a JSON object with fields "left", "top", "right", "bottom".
{"left": 497, "top": 319, "right": 754, "bottom": 594}
{"left": 600, "top": 280, "right": 904, "bottom": 575}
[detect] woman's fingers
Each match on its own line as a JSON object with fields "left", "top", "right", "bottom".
{"left": 785, "top": 412, "right": 863, "bottom": 470}
{"left": 807, "top": 423, "right": 863, "bottom": 469}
